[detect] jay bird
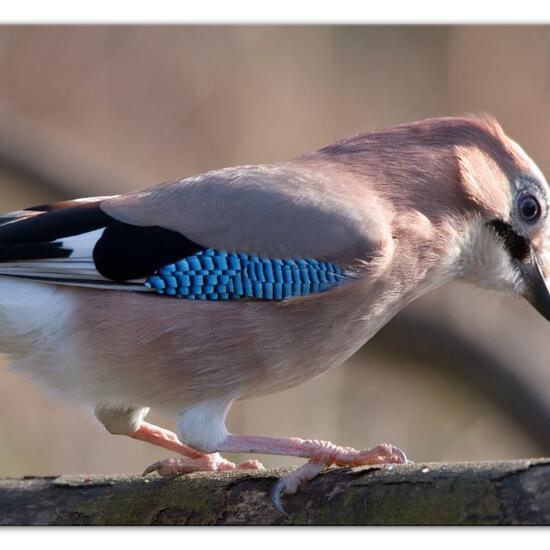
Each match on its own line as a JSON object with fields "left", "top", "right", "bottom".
{"left": 0, "top": 115, "right": 549, "bottom": 513}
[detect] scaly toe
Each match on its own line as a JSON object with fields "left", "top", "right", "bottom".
{"left": 351, "top": 443, "right": 409, "bottom": 466}
{"left": 270, "top": 459, "right": 328, "bottom": 515}
{"left": 198, "top": 452, "right": 236, "bottom": 471}
{"left": 141, "top": 453, "right": 263, "bottom": 476}
{"left": 237, "top": 459, "right": 265, "bottom": 470}
{"left": 142, "top": 454, "right": 240, "bottom": 476}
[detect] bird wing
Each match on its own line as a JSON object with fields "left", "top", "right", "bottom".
{"left": 0, "top": 163, "right": 390, "bottom": 299}
{"left": 101, "top": 163, "right": 388, "bottom": 259}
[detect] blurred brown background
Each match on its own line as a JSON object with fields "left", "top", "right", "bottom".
{"left": 0, "top": 25, "right": 550, "bottom": 475}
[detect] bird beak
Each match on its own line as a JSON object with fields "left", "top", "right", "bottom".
{"left": 522, "top": 247, "right": 550, "bottom": 321}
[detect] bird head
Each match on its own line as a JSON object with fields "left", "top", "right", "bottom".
{"left": 450, "top": 117, "right": 550, "bottom": 321}
{"left": 483, "top": 170, "right": 550, "bottom": 320}
{"left": 314, "top": 115, "right": 550, "bottom": 320}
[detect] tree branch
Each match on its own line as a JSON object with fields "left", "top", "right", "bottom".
{"left": 1, "top": 459, "right": 550, "bottom": 525}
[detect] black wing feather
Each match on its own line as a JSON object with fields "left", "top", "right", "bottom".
{"left": 0, "top": 199, "right": 205, "bottom": 283}
{"left": 93, "top": 223, "right": 203, "bottom": 282}
{"left": 0, "top": 203, "right": 112, "bottom": 245}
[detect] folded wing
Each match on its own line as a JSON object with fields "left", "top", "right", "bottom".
{"left": 0, "top": 163, "right": 389, "bottom": 300}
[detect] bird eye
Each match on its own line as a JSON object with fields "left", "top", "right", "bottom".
{"left": 518, "top": 194, "right": 541, "bottom": 222}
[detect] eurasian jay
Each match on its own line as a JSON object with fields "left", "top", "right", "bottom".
{"left": 0, "top": 115, "right": 548, "bottom": 513}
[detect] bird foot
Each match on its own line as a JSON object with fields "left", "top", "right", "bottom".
{"left": 143, "top": 453, "right": 264, "bottom": 476}
{"left": 271, "top": 443, "right": 409, "bottom": 515}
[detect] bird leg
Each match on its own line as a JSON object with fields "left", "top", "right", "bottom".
{"left": 138, "top": 426, "right": 407, "bottom": 513}
{"left": 216, "top": 435, "right": 409, "bottom": 514}
{"left": 132, "top": 422, "right": 263, "bottom": 474}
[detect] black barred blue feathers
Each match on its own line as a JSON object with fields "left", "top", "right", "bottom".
{"left": 145, "top": 249, "right": 345, "bottom": 300}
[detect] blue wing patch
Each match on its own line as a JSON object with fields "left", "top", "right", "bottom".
{"left": 144, "top": 249, "right": 345, "bottom": 300}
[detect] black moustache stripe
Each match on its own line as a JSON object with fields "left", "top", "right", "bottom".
{"left": 488, "top": 220, "right": 530, "bottom": 262}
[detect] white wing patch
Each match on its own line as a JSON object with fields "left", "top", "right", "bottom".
{"left": 0, "top": 229, "right": 148, "bottom": 291}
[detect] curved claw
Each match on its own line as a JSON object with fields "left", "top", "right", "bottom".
{"left": 390, "top": 445, "right": 413, "bottom": 465}
{"left": 270, "top": 479, "right": 290, "bottom": 517}
{"left": 391, "top": 445, "right": 409, "bottom": 464}
{"left": 142, "top": 461, "right": 162, "bottom": 476}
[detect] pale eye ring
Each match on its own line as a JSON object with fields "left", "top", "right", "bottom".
{"left": 518, "top": 194, "right": 541, "bottom": 222}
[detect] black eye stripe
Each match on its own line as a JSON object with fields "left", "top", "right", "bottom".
{"left": 488, "top": 220, "right": 530, "bottom": 261}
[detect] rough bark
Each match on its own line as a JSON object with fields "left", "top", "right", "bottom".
{"left": 1, "top": 459, "right": 550, "bottom": 525}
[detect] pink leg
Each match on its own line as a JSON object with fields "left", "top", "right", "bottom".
{"left": 217, "top": 435, "right": 409, "bottom": 514}
{"left": 131, "top": 422, "right": 263, "bottom": 474}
